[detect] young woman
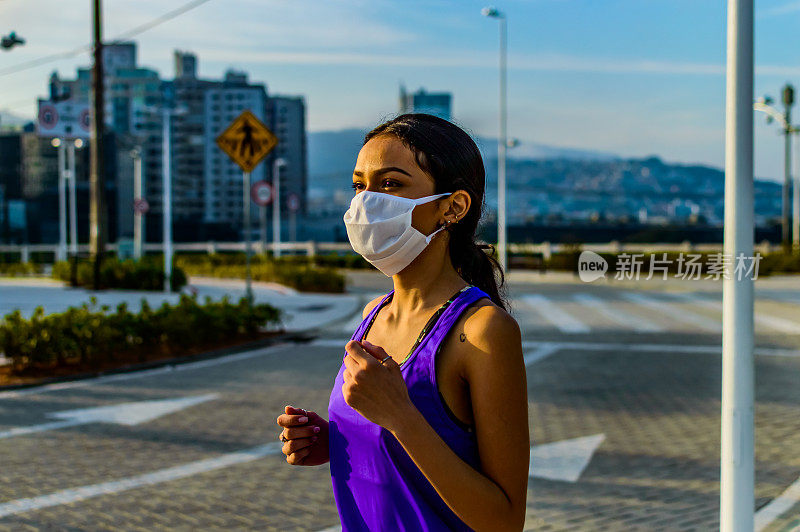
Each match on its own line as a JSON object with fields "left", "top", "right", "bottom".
{"left": 276, "top": 114, "right": 529, "bottom": 531}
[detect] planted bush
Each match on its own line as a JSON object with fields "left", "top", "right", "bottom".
{"left": 52, "top": 257, "right": 187, "bottom": 291}
{"left": 0, "top": 295, "right": 282, "bottom": 373}
{"left": 0, "top": 262, "right": 42, "bottom": 276}
{"left": 176, "top": 254, "right": 346, "bottom": 293}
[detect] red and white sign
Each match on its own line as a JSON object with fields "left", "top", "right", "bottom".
{"left": 287, "top": 192, "right": 300, "bottom": 212}
{"left": 133, "top": 198, "right": 150, "bottom": 215}
{"left": 251, "top": 181, "right": 273, "bottom": 206}
{"left": 36, "top": 98, "right": 91, "bottom": 139}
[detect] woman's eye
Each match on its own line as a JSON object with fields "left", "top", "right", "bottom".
{"left": 382, "top": 180, "right": 400, "bottom": 188}
{"left": 351, "top": 183, "right": 363, "bottom": 190}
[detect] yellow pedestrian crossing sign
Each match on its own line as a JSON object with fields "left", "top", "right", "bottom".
{"left": 216, "top": 110, "right": 278, "bottom": 172}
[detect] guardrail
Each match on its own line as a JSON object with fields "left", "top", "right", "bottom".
{"left": 0, "top": 239, "right": 783, "bottom": 263}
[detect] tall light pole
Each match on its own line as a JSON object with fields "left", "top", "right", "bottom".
{"left": 482, "top": 6, "right": 508, "bottom": 273}
{"left": 68, "top": 138, "right": 82, "bottom": 287}
{"left": 131, "top": 147, "right": 144, "bottom": 260}
{"left": 272, "top": 157, "right": 287, "bottom": 259}
{"left": 52, "top": 138, "right": 67, "bottom": 262}
{"left": 721, "top": 0, "right": 755, "bottom": 530}
{"left": 754, "top": 94, "right": 799, "bottom": 252}
{"left": 67, "top": 139, "right": 82, "bottom": 259}
{"left": 162, "top": 108, "right": 173, "bottom": 293}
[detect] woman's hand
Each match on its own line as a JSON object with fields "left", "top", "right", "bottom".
{"left": 342, "top": 339, "right": 414, "bottom": 433}
{"left": 276, "top": 405, "right": 330, "bottom": 466}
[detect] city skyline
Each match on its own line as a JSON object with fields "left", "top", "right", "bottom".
{"left": 2, "top": 0, "right": 800, "bottom": 182}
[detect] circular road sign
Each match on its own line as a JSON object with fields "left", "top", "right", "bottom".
{"left": 251, "top": 181, "right": 273, "bottom": 206}
{"left": 133, "top": 198, "right": 150, "bottom": 215}
{"left": 38, "top": 104, "right": 58, "bottom": 130}
{"left": 287, "top": 192, "right": 300, "bottom": 212}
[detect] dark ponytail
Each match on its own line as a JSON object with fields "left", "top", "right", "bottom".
{"left": 364, "top": 113, "right": 508, "bottom": 311}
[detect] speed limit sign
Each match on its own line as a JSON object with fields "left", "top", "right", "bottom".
{"left": 251, "top": 181, "right": 273, "bottom": 206}
{"left": 133, "top": 198, "right": 150, "bottom": 215}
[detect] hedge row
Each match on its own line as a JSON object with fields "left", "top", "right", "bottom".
{"left": 0, "top": 295, "right": 282, "bottom": 373}
{"left": 52, "top": 257, "right": 188, "bottom": 291}
{"left": 510, "top": 248, "right": 800, "bottom": 276}
{"left": 176, "top": 255, "right": 346, "bottom": 292}
{"left": 0, "top": 262, "right": 42, "bottom": 276}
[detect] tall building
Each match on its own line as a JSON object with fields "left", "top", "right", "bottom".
{"left": 203, "top": 70, "right": 268, "bottom": 231}
{"left": 40, "top": 42, "right": 307, "bottom": 242}
{"left": 399, "top": 85, "right": 452, "bottom": 121}
{"left": 270, "top": 95, "right": 307, "bottom": 218}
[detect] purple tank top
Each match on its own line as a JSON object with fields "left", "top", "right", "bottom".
{"left": 328, "top": 285, "right": 489, "bottom": 531}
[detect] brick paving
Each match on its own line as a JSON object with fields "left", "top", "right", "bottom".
{"left": 0, "top": 274, "right": 798, "bottom": 530}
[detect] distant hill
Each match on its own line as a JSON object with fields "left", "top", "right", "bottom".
{"left": 0, "top": 109, "right": 29, "bottom": 129}
{"left": 307, "top": 128, "right": 618, "bottom": 189}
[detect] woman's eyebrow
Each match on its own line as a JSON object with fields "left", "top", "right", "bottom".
{"left": 353, "top": 166, "right": 413, "bottom": 178}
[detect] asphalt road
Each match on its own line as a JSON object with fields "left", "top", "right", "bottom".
{"left": 0, "top": 271, "right": 798, "bottom": 531}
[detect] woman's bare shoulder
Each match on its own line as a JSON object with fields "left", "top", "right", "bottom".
{"left": 361, "top": 293, "right": 389, "bottom": 320}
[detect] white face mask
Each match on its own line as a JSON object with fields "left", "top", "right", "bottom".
{"left": 343, "top": 190, "right": 452, "bottom": 277}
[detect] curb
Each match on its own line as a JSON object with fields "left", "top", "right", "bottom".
{"left": 0, "top": 330, "right": 317, "bottom": 393}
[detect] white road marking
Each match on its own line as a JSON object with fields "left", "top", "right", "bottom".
{"left": 0, "top": 344, "right": 289, "bottom": 399}
{"left": 524, "top": 344, "right": 561, "bottom": 366}
{"left": 670, "top": 292, "right": 800, "bottom": 335}
{"left": 520, "top": 295, "right": 591, "bottom": 333}
{"left": 755, "top": 475, "right": 800, "bottom": 531}
{"left": 573, "top": 293, "right": 664, "bottom": 332}
{"left": 0, "top": 442, "right": 283, "bottom": 518}
{"left": 0, "top": 394, "right": 218, "bottom": 440}
{"left": 622, "top": 292, "right": 721, "bottom": 332}
{"left": 520, "top": 340, "right": 800, "bottom": 358}
{"left": 530, "top": 433, "right": 605, "bottom": 483}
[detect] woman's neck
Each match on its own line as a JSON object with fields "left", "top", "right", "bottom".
{"left": 389, "top": 239, "right": 468, "bottom": 315}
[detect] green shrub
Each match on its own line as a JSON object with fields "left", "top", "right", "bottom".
{"left": 176, "top": 255, "right": 346, "bottom": 293}
{"left": 52, "top": 257, "right": 187, "bottom": 291}
{"left": 0, "top": 295, "right": 282, "bottom": 373}
{"left": 0, "top": 262, "right": 42, "bottom": 276}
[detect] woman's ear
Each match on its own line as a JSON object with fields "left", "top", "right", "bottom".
{"left": 445, "top": 190, "right": 471, "bottom": 223}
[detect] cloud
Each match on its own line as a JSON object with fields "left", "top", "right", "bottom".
{"left": 758, "top": 0, "right": 800, "bottom": 17}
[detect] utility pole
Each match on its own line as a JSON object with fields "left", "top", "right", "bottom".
{"left": 89, "top": 0, "right": 106, "bottom": 289}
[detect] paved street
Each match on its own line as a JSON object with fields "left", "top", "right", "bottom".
{"left": 0, "top": 271, "right": 799, "bottom": 530}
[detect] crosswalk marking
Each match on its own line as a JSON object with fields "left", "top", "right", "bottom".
{"left": 669, "top": 292, "right": 800, "bottom": 335}
{"left": 520, "top": 294, "right": 590, "bottom": 333}
{"left": 572, "top": 293, "right": 664, "bottom": 332}
{"left": 621, "top": 292, "right": 721, "bottom": 333}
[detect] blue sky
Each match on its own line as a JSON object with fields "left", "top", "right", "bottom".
{"left": 2, "top": 0, "right": 800, "bottom": 181}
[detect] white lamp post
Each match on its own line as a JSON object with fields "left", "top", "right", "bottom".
{"left": 482, "top": 6, "right": 508, "bottom": 273}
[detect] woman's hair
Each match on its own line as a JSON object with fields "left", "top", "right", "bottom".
{"left": 364, "top": 113, "right": 508, "bottom": 311}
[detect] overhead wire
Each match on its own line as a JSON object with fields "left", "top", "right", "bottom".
{"left": 0, "top": 0, "right": 214, "bottom": 78}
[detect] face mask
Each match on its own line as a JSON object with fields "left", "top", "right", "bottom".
{"left": 343, "top": 190, "right": 452, "bottom": 277}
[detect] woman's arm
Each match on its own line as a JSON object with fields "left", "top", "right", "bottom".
{"left": 389, "top": 307, "right": 529, "bottom": 532}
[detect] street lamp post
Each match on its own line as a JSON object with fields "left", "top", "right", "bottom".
{"left": 162, "top": 108, "right": 173, "bottom": 293}
{"left": 67, "top": 139, "right": 82, "bottom": 287}
{"left": 754, "top": 86, "right": 797, "bottom": 251}
{"left": 131, "top": 147, "right": 144, "bottom": 260}
{"left": 272, "top": 158, "right": 287, "bottom": 259}
{"left": 482, "top": 6, "right": 508, "bottom": 273}
{"left": 53, "top": 138, "right": 67, "bottom": 262}
{"left": 721, "top": 0, "right": 755, "bottom": 529}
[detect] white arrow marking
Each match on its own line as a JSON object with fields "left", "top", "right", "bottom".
{"left": 0, "top": 441, "right": 283, "bottom": 518}
{"left": 0, "top": 394, "right": 218, "bottom": 440}
{"left": 530, "top": 433, "right": 605, "bottom": 483}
